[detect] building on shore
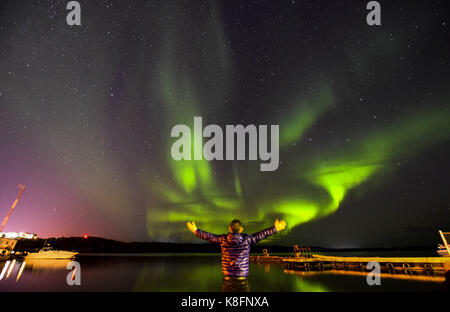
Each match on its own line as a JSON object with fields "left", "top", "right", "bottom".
{"left": 0, "top": 232, "right": 37, "bottom": 240}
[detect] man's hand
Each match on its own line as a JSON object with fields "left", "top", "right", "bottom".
{"left": 274, "top": 219, "right": 287, "bottom": 232}
{"left": 186, "top": 221, "right": 197, "bottom": 234}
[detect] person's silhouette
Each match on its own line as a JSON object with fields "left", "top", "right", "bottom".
{"left": 187, "top": 219, "right": 287, "bottom": 291}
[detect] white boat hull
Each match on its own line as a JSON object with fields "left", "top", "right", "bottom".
{"left": 25, "top": 250, "right": 78, "bottom": 259}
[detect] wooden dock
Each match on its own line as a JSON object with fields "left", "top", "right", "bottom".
{"left": 250, "top": 253, "right": 450, "bottom": 277}
{"left": 283, "top": 269, "right": 446, "bottom": 283}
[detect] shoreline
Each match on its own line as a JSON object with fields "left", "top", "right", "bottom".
{"left": 11, "top": 236, "right": 437, "bottom": 255}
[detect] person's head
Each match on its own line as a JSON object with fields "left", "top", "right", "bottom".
{"left": 229, "top": 219, "right": 244, "bottom": 233}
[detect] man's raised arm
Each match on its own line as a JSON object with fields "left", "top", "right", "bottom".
{"left": 186, "top": 221, "right": 221, "bottom": 244}
{"left": 249, "top": 219, "right": 286, "bottom": 245}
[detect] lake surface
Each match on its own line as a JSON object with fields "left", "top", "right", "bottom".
{"left": 0, "top": 252, "right": 447, "bottom": 292}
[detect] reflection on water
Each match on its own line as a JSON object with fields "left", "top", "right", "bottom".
{"left": 0, "top": 254, "right": 447, "bottom": 291}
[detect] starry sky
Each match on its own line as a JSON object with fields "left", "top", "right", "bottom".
{"left": 0, "top": 0, "right": 449, "bottom": 247}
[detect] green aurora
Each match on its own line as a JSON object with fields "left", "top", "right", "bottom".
{"left": 143, "top": 3, "right": 450, "bottom": 240}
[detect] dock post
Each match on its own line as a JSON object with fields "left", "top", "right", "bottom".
{"left": 293, "top": 245, "right": 300, "bottom": 258}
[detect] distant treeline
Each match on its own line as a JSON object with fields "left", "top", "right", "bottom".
{"left": 13, "top": 236, "right": 288, "bottom": 253}
{"left": 13, "top": 236, "right": 434, "bottom": 254}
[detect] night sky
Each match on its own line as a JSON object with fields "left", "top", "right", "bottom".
{"left": 0, "top": 0, "right": 449, "bottom": 247}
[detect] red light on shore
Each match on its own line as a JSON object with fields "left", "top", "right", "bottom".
{"left": 83, "top": 234, "right": 88, "bottom": 239}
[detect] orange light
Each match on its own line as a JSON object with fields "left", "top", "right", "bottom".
{"left": 83, "top": 234, "right": 88, "bottom": 239}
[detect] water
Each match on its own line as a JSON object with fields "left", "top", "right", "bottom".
{"left": 0, "top": 253, "right": 446, "bottom": 291}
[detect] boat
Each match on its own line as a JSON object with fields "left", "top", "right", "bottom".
{"left": 25, "top": 247, "right": 78, "bottom": 260}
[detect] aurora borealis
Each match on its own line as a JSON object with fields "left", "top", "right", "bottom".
{"left": 0, "top": 0, "right": 449, "bottom": 247}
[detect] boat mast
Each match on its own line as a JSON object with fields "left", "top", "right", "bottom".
{"left": 0, "top": 185, "right": 26, "bottom": 232}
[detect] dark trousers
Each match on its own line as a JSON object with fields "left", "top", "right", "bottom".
{"left": 222, "top": 276, "right": 249, "bottom": 292}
